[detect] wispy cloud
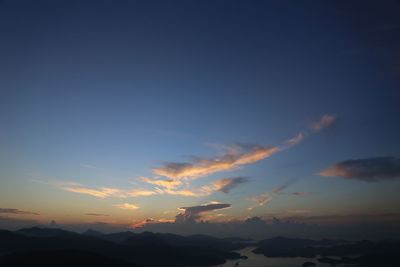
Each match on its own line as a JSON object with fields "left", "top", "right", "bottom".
{"left": 153, "top": 144, "right": 280, "bottom": 181}
{"left": 248, "top": 182, "right": 294, "bottom": 210}
{"left": 63, "top": 186, "right": 121, "bottom": 198}
{"left": 214, "top": 177, "right": 249, "bottom": 193}
{"left": 248, "top": 193, "right": 273, "bottom": 210}
{"left": 284, "top": 132, "right": 305, "bottom": 147}
{"left": 153, "top": 177, "right": 249, "bottom": 197}
{"left": 311, "top": 114, "right": 336, "bottom": 131}
{"left": 292, "top": 191, "right": 308, "bottom": 196}
{"left": 132, "top": 218, "right": 175, "bottom": 228}
{"left": 0, "top": 208, "right": 40, "bottom": 215}
{"left": 114, "top": 203, "right": 140, "bottom": 210}
{"left": 201, "top": 177, "right": 249, "bottom": 194}
{"left": 81, "top": 164, "right": 97, "bottom": 169}
{"left": 141, "top": 115, "right": 334, "bottom": 198}
{"left": 85, "top": 213, "right": 110, "bottom": 217}
{"left": 158, "top": 188, "right": 202, "bottom": 197}
{"left": 61, "top": 183, "right": 157, "bottom": 198}
{"left": 320, "top": 156, "right": 400, "bottom": 182}
{"left": 141, "top": 177, "right": 182, "bottom": 190}
{"left": 175, "top": 203, "right": 231, "bottom": 223}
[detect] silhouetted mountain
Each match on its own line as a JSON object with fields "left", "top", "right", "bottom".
{"left": 102, "top": 231, "right": 139, "bottom": 243}
{"left": 0, "top": 250, "right": 140, "bottom": 267}
{"left": 0, "top": 228, "right": 245, "bottom": 267}
{"left": 3, "top": 228, "right": 399, "bottom": 267}
{"left": 82, "top": 229, "right": 104, "bottom": 238}
{"left": 17, "top": 226, "right": 78, "bottom": 238}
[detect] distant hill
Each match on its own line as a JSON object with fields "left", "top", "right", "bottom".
{"left": 17, "top": 227, "right": 79, "bottom": 238}
{"left": 253, "top": 236, "right": 400, "bottom": 267}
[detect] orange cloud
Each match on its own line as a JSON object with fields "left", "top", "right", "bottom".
{"left": 152, "top": 144, "right": 280, "bottom": 180}
{"left": 160, "top": 188, "right": 202, "bottom": 197}
{"left": 62, "top": 184, "right": 156, "bottom": 198}
{"left": 114, "top": 203, "right": 140, "bottom": 210}
{"left": 132, "top": 218, "right": 174, "bottom": 228}
{"left": 63, "top": 186, "right": 121, "bottom": 198}
{"left": 140, "top": 177, "right": 182, "bottom": 190}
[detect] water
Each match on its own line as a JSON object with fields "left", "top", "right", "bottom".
{"left": 218, "top": 247, "right": 346, "bottom": 267}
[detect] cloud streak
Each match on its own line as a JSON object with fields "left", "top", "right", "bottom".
{"left": 0, "top": 208, "right": 40, "bottom": 215}
{"left": 320, "top": 157, "right": 400, "bottom": 182}
{"left": 201, "top": 177, "right": 249, "bottom": 194}
{"left": 85, "top": 213, "right": 110, "bottom": 217}
{"left": 248, "top": 181, "right": 296, "bottom": 210}
{"left": 284, "top": 132, "right": 305, "bottom": 147}
{"left": 61, "top": 184, "right": 157, "bottom": 198}
{"left": 114, "top": 203, "right": 140, "bottom": 210}
{"left": 153, "top": 144, "right": 280, "bottom": 181}
{"left": 153, "top": 176, "right": 249, "bottom": 197}
{"left": 212, "top": 177, "right": 249, "bottom": 193}
{"left": 248, "top": 193, "right": 273, "bottom": 210}
{"left": 311, "top": 114, "right": 336, "bottom": 131}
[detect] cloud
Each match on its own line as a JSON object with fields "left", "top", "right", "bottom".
{"left": 175, "top": 203, "right": 231, "bottom": 223}
{"left": 159, "top": 188, "right": 202, "bottom": 197}
{"left": 292, "top": 191, "right": 308, "bottom": 196}
{"left": 61, "top": 184, "right": 157, "bottom": 198}
{"left": 202, "top": 177, "right": 249, "bottom": 194}
{"left": 311, "top": 114, "right": 336, "bottom": 131}
{"left": 81, "top": 164, "right": 97, "bottom": 169}
{"left": 0, "top": 208, "right": 40, "bottom": 215}
{"left": 154, "top": 177, "right": 249, "bottom": 197}
{"left": 213, "top": 177, "right": 249, "bottom": 193}
{"left": 142, "top": 118, "right": 331, "bottom": 197}
{"left": 63, "top": 186, "right": 121, "bottom": 198}
{"left": 284, "top": 132, "right": 305, "bottom": 147}
{"left": 133, "top": 218, "right": 174, "bottom": 229}
{"left": 320, "top": 157, "right": 400, "bottom": 182}
{"left": 85, "top": 213, "right": 109, "bottom": 217}
{"left": 141, "top": 177, "right": 182, "bottom": 190}
{"left": 248, "top": 193, "right": 273, "bottom": 210}
{"left": 152, "top": 144, "right": 280, "bottom": 181}
{"left": 114, "top": 203, "right": 140, "bottom": 210}
{"left": 248, "top": 182, "right": 294, "bottom": 210}
{"left": 272, "top": 182, "right": 291, "bottom": 194}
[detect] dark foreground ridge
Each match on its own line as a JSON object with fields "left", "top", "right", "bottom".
{"left": 0, "top": 227, "right": 246, "bottom": 267}
{"left": 1, "top": 228, "right": 400, "bottom": 267}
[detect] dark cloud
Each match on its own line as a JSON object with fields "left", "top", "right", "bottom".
{"left": 320, "top": 157, "right": 400, "bottom": 182}
{"left": 0, "top": 208, "right": 39, "bottom": 215}
{"left": 175, "top": 203, "right": 231, "bottom": 223}
{"left": 139, "top": 214, "right": 400, "bottom": 240}
{"left": 215, "top": 177, "right": 249, "bottom": 193}
{"left": 292, "top": 192, "right": 308, "bottom": 196}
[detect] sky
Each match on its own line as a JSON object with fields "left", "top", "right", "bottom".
{"left": 0, "top": 0, "right": 400, "bottom": 236}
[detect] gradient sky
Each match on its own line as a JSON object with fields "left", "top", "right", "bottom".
{"left": 1, "top": 0, "right": 400, "bottom": 230}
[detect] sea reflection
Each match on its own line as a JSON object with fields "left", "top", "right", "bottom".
{"left": 216, "top": 247, "right": 347, "bottom": 267}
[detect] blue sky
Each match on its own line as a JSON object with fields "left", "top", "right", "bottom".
{"left": 0, "top": 0, "right": 399, "bottom": 230}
